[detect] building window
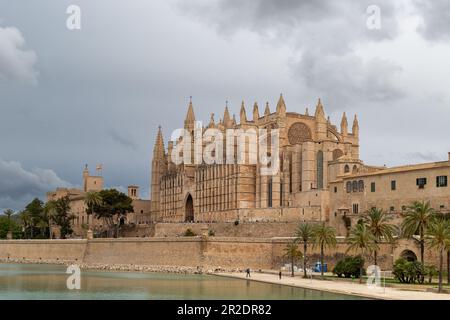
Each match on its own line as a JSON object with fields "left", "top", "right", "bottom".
{"left": 371, "top": 182, "right": 376, "bottom": 192}
{"left": 416, "top": 178, "right": 427, "bottom": 189}
{"left": 358, "top": 180, "right": 364, "bottom": 192}
{"left": 391, "top": 180, "right": 396, "bottom": 191}
{"left": 352, "top": 203, "right": 359, "bottom": 214}
{"left": 317, "top": 151, "right": 324, "bottom": 189}
{"left": 280, "top": 179, "right": 283, "bottom": 207}
{"left": 344, "top": 165, "right": 350, "bottom": 173}
{"left": 352, "top": 181, "right": 358, "bottom": 193}
{"left": 346, "top": 181, "right": 352, "bottom": 193}
{"left": 289, "top": 163, "right": 293, "bottom": 193}
{"left": 268, "top": 178, "right": 273, "bottom": 208}
{"left": 334, "top": 186, "right": 338, "bottom": 193}
{"left": 436, "top": 176, "right": 448, "bottom": 188}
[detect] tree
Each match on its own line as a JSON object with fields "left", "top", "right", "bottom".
{"left": 402, "top": 201, "right": 435, "bottom": 264}
{"left": 48, "top": 196, "right": 76, "bottom": 239}
{"left": 3, "top": 209, "right": 14, "bottom": 221}
{"left": 283, "top": 241, "right": 303, "bottom": 277}
{"left": 347, "top": 223, "right": 378, "bottom": 283}
{"left": 23, "top": 198, "right": 44, "bottom": 238}
{"left": 0, "top": 216, "right": 22, "bottom": 239}
{"left": 364, "top": 208, "right": 397, "bottom": 265}
{"left": 86, "top": 189, "right": 133, "bottom": 237}
{"left": 84, "top": 191, "right": 102, "bottom": 232}
{"left": 312, "top": 223, "right": 337, "bottom": 279}
{"left": 295, "top": 223, "right": 314, "bottom": 278}
{"left": 426, "top": 218, "right": 450, "bottom": 293}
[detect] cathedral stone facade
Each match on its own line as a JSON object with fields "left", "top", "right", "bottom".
{"left": 151, "top": 95, "right": 450, "bottom": 238}
{"left": 152, "top": 96, "right": 362, "bottom": 224}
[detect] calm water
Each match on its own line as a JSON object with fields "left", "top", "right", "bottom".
{"left": 0, "top": 264, "right": 364, "bottom": 300}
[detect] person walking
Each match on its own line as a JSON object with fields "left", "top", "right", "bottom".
{"left": 279, "top": 270, "right": 282, "bottom": 280}
{"left": 246, "top": 268, "right": 251, "bottom": 278}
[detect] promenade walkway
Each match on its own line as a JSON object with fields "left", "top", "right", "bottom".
{"left": 213, "top": 272, "right": 450, "bottom": 300}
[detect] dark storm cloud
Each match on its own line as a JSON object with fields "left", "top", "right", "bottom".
{"left": 0, "top": 158, "right": 72, "bottom": 211}
{"left": 178, "top": 0, "right": 404, "bottom": 109}
{"left": 413, "top": 0, "right": 450, "bottom": 41}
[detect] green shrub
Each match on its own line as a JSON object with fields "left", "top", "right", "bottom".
{"left": 0, "top": 217, "right": 23, "bottom": 239}
{"left": 425, "top": 265, "right": 438, "bottom": 284}
{"left": 183, "top": 228, "right": 197, "bottom": 237}
{"left": 393, "top": 258, "right": 426, "bottom": 284}
{"left": 208, "top": 230, "right": 215, "bottom": 237}
{"left": 333, "top": 256, "right": 365, "bottom": 278}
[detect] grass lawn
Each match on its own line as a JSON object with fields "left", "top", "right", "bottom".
{"left": 316, "top": 274, "right": 450, "bottom": 290}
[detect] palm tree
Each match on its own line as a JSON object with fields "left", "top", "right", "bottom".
{"left": 364, "top": 208, "right": 396, "bottom": 265}
{"left": 84, "top": 191, "right": 102, "bottom": 232}
{"left": 295, "top": 223, "right": 315, "bottom": 278}
{"left": 347, "top": 223, "right": 378, "bottom": 283}
{"left": 402, "top": 201, "right": 435, "bottom": 264}
{"left": 426, "top": 219, "right": 450, "bottom": 293}
{"left": 19, "top": 212, "right": 32, "bottom": 238}
{"left": 283, "top": 242, "right": 303, "bottom": 277}
{"left": 3, "top": 209, "right": 14, "bottom": 221}
{"left": 312, "top": 223, "right": 337, "bottom": 279}
{"left": 44, "top": 201, "right": 57, "bottom": 239}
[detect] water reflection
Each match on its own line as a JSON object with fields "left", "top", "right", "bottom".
{"left": 0, "top": 264, "right": 365, "bottom": 300}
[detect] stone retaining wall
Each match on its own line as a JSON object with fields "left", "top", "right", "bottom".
{"left": 0, "top": 237, "right": 445, "bottom": 272}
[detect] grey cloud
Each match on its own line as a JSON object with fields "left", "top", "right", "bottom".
{"left": 413, "top": 0, "right": 450, "bottom": 41}
{"left": 178, "top": 0, "right": 404, "bottom": 110}
{"left": 0, "top": 158, "right": 72, "bottom": 211}
{"left": 295, "top": 53, "right": 404, "bottom": 108}
{"left": 406, "top": 151, "right": 442, "bottom": 163}
{"left": 0, "top": 26, "right": 37, "bottom": 83}
{"left": 108, "top": 129, "right": 138, "bottom": 151}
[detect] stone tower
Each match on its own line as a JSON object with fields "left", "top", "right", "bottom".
{"left": 150, "top": 126, "right": 166, "bottom": 214}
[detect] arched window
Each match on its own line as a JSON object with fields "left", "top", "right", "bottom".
{"left": 280, "top": 179, "right": 283, "bottom": 206}
{"left": 352, "top": 181, "right": 358, "bottom": 193}
{"left": 346, "top": 181, "right": 352, "bottom": 193}
{"left": 289, "top": 162, "right": 293, "bottom": 193}
{"left": 317, "top": 151, "right": 324, "bottom": 189}
{"left": 352, "top": 165, "right": 358, "bottom": 174}
{"left": 344, "top": 165, "right": 350, "bottom": 173}
{"left": 268, "top": 178, "right": 273, "bottom": 208}
{"left": 332, "top": 149, "right": 344, "bottom": 160}
{"left": 358, "top": 180, "right": 364, "bottom": 192}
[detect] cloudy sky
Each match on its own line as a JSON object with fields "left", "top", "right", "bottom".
{"left": 1, "top": 0, "right": 450, "bottom": 211}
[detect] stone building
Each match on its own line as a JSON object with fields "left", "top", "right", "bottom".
{"left": 47, "top": 165, "right": 151, "bottom": 237}
{"left": 151, "top": 95, "right": 450, "bottom": 246}
{"left": 152, "top": 95, "right": 361, "bottom": 223}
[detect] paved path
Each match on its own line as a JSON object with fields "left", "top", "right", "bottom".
{"left": 213, "top": 272, "right": 450, "bottom": 300}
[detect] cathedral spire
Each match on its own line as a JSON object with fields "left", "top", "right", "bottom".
{"left": 240, "top": 101, "right": 247, "bottom": 124}
{"left": 341, "top": 112, "right": 348, "bottom": 135}
{"left": 253, "top": 102, "right": 260, "bottom": 122}
{"left": 153, "top": 126, "right": 165, "bottom": 159}
{"left": 184, "top": 97, "right": 195, "bottom": 129}
{"left": 352, "top": 114, "right": 359, "bottom": 136}
{"left": 208, "top": 113, "right": 215, "bottom": 128}
{"left": 315, "top": 98, "right": 325, "bottom": 120}
{"left": 223, "top": 101, "right": 231, "bottom": 127}
{"left": 264, "top": 102, "right": 270, "bottom": 117}
{"left": 276, "top": 93, "right": 286, "bottom": 115}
